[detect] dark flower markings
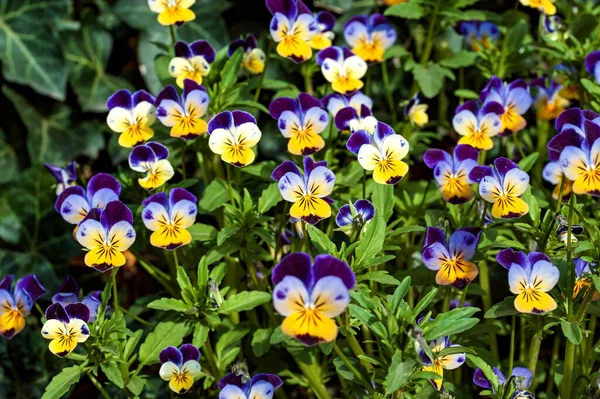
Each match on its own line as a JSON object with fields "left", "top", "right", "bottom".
{"left": 0, "top": 300, "right": 24, "bottom": 339}
{"left": 156, "top": 213, "right": 185, "bottom": 248}
{"left": 44, "top": 321, "right": 86, "bottom": 358}
{"left": 279, "top": 23, "right": 311, "bottom": 62}
{"left": 286, "top": 289, "right": 338, "bottom": 345}
{"left": 290, "top": 119, "right": 322, "bottom": 154}
{"left": 372, "top": 145, "right": 405, "bottom": 183}
{"left": 518, "top": 275, "right": 546, "bottom": 310}
{"left": 223, "top": 130, "right": 252, "bottom": 167}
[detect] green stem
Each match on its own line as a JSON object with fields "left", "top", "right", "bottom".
{"left": 180, "top": 141, "right": 187, "bottom": 179}
{"left": 479, "top": 260, "right": 499, "bottom": 360}
{"left": 512, "top": 132, "right": 526, "bottom": 159}
{"left": 134, "top": 254, "right": 177, "bottom": 297}
{"left": 169, "top": 25, "right": 176, "bottom": 48}
{"left": 225, "top": 163, "right": 235, "bottom": 205}
{"left": 332, "top": 342, "right": 374, "bottom": 394}
{"left": 111, "top": 269, "right": 120, "bottom": 315}
{"left": 86, "top": 372, "right": 111, "bottom": 399}
{"left": 508, "top": 314, "right": 516, "bottom": 374}
{"left": 120, "top": 307, "right": 153, "bottom": 327}
{"left": 535, "top": 119, "right": 549, "bottom": 181}
{"left": 561, "top": 194, "right": 576, "bottom": 399}
{"left": 254, "top": 41, "right": 272, "bottom": 102}
{"left": 419, "top": 0, "right": 440, "bottom": 67}
{"left": 442, "top": 286, "right": 451, "bottom": 313}
{"left": 344, "top": 327, "right": 373, "bottom": 370}
{"left": 381, "top": 61, "right": 397, "bottom": 126}
{"left": 362, "top": 169, "right": 367, "bottom": 199}
{"left": 203, "top": 339, "right": 221, "bottom": 379}
{"left": 302, "top": 64, "right": 314, "bottom": 95}
{"left": 173, "top": 249, "right": 180, "bottom": 270}
{"left": 295, "top": 355, "right": 331, "bottom": 399}
{"left": 528, "top": 317, "right": 543, "bottom": 384}
{"left": 458, "top": 284, "right": 469, "bottom": 308}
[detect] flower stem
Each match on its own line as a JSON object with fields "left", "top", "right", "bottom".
{"left": 295, "top": 355, "right": 331, "bottom": 399}
{"left": 381, "top": 61, "right": 397, "bottom": 126}
{"left": 508, "top": 314, "right": 516, "bottom": 374}
{"left": 479, "top": 260, "right": 499, "bottom": 360}
{"left": 111, "top": 269, "right": 120, "bottom": 315}
{"left": 362, "top": 169, "right": 367, "bottom": 199}
{"left": 561, "top": 194, "right": 576, "bottom": 399}
{"left": 420, "top": 0, "right": 440, "bottom": 67}
{"left": 254, "top": 41, "right": 272, "bottom": 102}
{"left": 168, "top": 25, "right": 176, "bottom": 48}
{"left": 528, "top": 317, "right": 543, "bottom": 383}
{"left": 225, "top": 163, "right": 235, "bottom": 205}
{"left": 203, "top": 339, "right": 221, "bottom": 379}
{"left": 332, "top": 342, "right": 374, "bottom": 394}
{"left": 458, "top": 284, "right": 469, "bottom": 307}
{"left": 86, "top": 371, "right": 111, "bottom": 399}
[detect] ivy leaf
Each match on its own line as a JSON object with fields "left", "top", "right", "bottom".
{"left": 139, "top": 321, "right": 188, "bottom": 365}
{"left": 41, "top": 365, "right": 82, "bottom": 399}
{"left": 219, "top": 291, "right": 271, "bottom": 314}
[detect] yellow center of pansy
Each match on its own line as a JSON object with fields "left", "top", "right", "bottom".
{"left": 150, "top": 213, "right": 192, "bottom": 250}
{"left": 353, "top": 36, "right": 384, "bottom": 62}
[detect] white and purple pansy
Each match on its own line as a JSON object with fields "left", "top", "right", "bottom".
{"left": 458, "top": 21, "right": 499, "bottom": 52}
{"left": 404, "top": 92, "right": 429, "bottom": 127}
{"left": 335, "top": 199, "right": 375, "bottom": 236}
{"left": 141, "top": 188, "right": 198, "bottom": 251}
{"left": 546, "top": 108, "right": 600, "bottom": 161}
{"left": 159, "top": 344, "right": 201, "bottom": 394}
{"left": 269, "top": 93, "right": 329, "bottom": 155}
{"left": 267, "top": 0, "right": 318, "bottom": 63}
{"left": 218, "top": 373, "right": 283, "bottom": 399}
{"left": 574, "top": 258, "right": 599, "bottom": 300}
{"left": 421, "top": 227, "right": 481, "bottom": 289}
{"left": 530, "top": 78, "right": 570, "bottom": 120}
{"left": 208, "top": 110, "right": 262, "bottom": 168}
{"left": 41, "top": 302, "right": 90, "bottom": 357}
{"left": 423, "top": 145, "right": 479, "bottom": 204}
{"left": 585, "top": 50, "right": 600, "bottom": 84}
{"left": 55, "top": 173, "right": 121, "bottom": 226}
{"left": 452, "top": 100, "right": 503, "bottom": 150}
{"left": 322, "top": 91, "right": 373, "bottom": 118}
{"left": 271, "top": 252, "right": 355, "bottom": 345}
{"left": 497, "top": 248, "right": 560, "bottom": 314}
{"left": 309, "top": 11, "right": 336, "bottom": 50}
{"left": 106, "top": 89, "right": 156, "bottom": 148}
{"left": 335, "top": 103, "right": 377, "bottom": 134}
{"left": 346, "top": 121, "right": 409, "bottom": 185}
{"left": 416, "top": 335, "right": 466, "bottom": 391}
{"left": 344, "top": 14, "right": 396, "bottom": 63}
{"left": 75, "top": 201, "right": 136, "bottom": 272}
{"left": 52, "top": 275, "right": 102, "bottom": 322}
{"left": 316, "top": 46, "right": 367, "bottom": 95}
{"left": 272, "top": 157, "right": 335, "bottom": 224}
{"left": 479, "top": 76, "right": 532, "bottom": 136}
{"left": 44, "top": 162, "right": 77, "bottom": 195}
{"left": 473, "top": 366, "right": 532, "bottom": 393}
{"left": 155, "top": 79, "right": 210, "bottom": 140}
{"left": 228, "top": 34, "right": 266, "bottom": 75}
{"left": 0, "top": 275, "right": 45, "bottom": 340}
{"left": 129, "top": 142, "right": 174, "bottom": 190}
{"left": 542, "top": 160, "right": 573, "bottom": 199}
{"left": 169, "top": 40, "right": 215, "bottom": 88}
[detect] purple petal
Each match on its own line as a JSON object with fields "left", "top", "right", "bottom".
{"left": 481, "top": 101, "right": 504, "bottom": 115}
{"left": 493, "top": 157, "right": 518, "bottom": 177}
{"left": 373, "top": 122, "right": 395, "bottom": 147}
{"left": 106, "top": 89, "right": 132, "bottom": 110}
{"left": 266, "top": 0, "right": 298, "bottom": 20}
{"left": 228, "top": 38, "right": 245, "bottom": 57}
{"left": 15, "top": 275, "right": 46, "bottom": 302}
{"left": 302, "top": 157, "right": 328, "bottom": 178}
{"left": 355, "top": 199, "right": 375, "bottom": 221}
{"left": 312, "top": 254, "right": 355, "bottom": 289}
{"left": 316, "top": 46, "right": 343, "bottom": 66}
{"left": 496, "top": 248, "right": 528, "bottom": 270}
{"left": 81, "top": 208, "right": 102, "bottom": 223}
{"left": 87, "top": 173, "right": 121, "bottom": 204}
{"left": 180, "top": 343, "right": 200, "bottom": 362}
{"left": 528, "top": 252, "right": 550, "bottom": 265}
{"left": 218, "top": 373, "right": 246, "bottom": 390}
{"left": 298, "top": 93, "right": 322, "bottom": 115}
{"left": 146, "top": 142, "right": 169, "bottom": 160}
{"left": 0, "top": 275, "right": 14, "bottom": 291}
{"left": 368, "top": 13, "right": 389, "bottom": 28}
{"left": 423, "top": 227, "right": 446, "bottom": 248}
{"left": 335, "top": 107, "right": 358, "bottom": 130}
{"left": 585, "top": 51, "right": 600, "bottom": 75}
{"left": 65, "top": 303, "right": 90, "bottom": 322}
{"left": 316, "top": 11, "right": 335, "bottom": 31}
{"left": 155, "top": 86, "right": 181, "bottom": 112}
{"left": 296, "top": 0, "right": 311, "bottom": 15}
{"left": 82, "top": 292, "right": 101, "bottom": 321}
{"left": 271, "top": 252, "right": 313, "bottom": 287}
{"left": 423, "top": 149, "right": 452, "bottom": 169}
{"left": 335, "top": 204, "right": 353, "bottom": 227}
{"left": 45, "top": 303, "right": 70, "bottom": 323}
{"left": 169, "top": 188, "right": 197, "bottom": 207}
{"left": 208, "top": 111, "right": 234, "bottom": 133}
{"left": 142, "top": 192, "right": 169, "bottom": 208}
{"left": 473, "top": 368, "right": 492, "bottom": 389}
{"left": 182, "top": 79, "right": 206, "bottom": 99}
{"left": 129, "top": 145, "right": 158, "bottom": 170}
{"left": 584, "top": 120, "right": 600, "bottom": 144}
{"left": 54, "top": 186, "right": 85, "bottom": 213}
{"left": 346, "top": 130, "right": 372, "bottom": 154}
{"left": 456, "top": 100, "right": 480, "bottom": 115}
{"left": 44, "top": 163, "right": 65, "bottom": 183}
{"left": 269, "top": 97, "right": 298, "bottom": 120}
{"left": 511, "top": 367, "right": 532, "bottom": 388}
{"left": 245, "top": 34, "right": 257, "bottom": 50}
{"left": 132, "top": 90, "right": 155, "bottom": 106}
{"left": 252, "top": 374, "right": 283, "bottom": 389}
{"left": 272, "top": 161, "right": 301, "bottom": 181}
{"left": 344, "top": 14, "right": 368, "bottom": 30}
{"left": 449, "top": 230, "right": 479, "bottom": 260}
{"left": 232, "top": 110, "right": 256, "bottom": 127}
{"left": 100, "top": 201, "right": 133, "bottom": 230}
{"left": 159, "top": 346, "right": 183, "bottom": 367}
{"left": 547, "top": 129, "right": 585, "bottom": 161}
{"left": 52, "top": 275, "right": 79, "bottom": 304}
{"left": 453, "top": 145, "right": 478, "bottom": 163}
{"left": 189, "top": 40, "right": 215, "bottom": 63}
{"left": 479, "top": 77, "right": 502, "bottom": 102}
{"left": 468, "top": 165, "right": 493, "bottom": 183}
{"left": 174, "top": 41, "right": 192, "bottom": 58}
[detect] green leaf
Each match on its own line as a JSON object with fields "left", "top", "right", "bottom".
{"left": 384, "top": 45, "right": 410, "bottom": 60}
{"left": 41, "top": 365, "right": 82, "bottom": 399}
{"left": 220, "top": 48, "right": 243, "bottom": 92}
{"left": 439, "top": 51, "right": 479, "bottom": 68}
{"left": 411, "top": 288, "right": 439, "bottom": 319}
{"left": 518, "top": 152, "right": 539, "bottom": 172}
{"left": 139, "top": 321, "right": 188, "bottom": 365}
{"left": 226, "top": 100, "right": 270, "bottom": 114}
{"left": 252, "top": 328, "right": 273, "bottom": 357}
{"left": 177, "top": 266, "right": 196, "bottom": 305}
{"left": 193, "top": 324, "right": 210, "bottom": 348}
{"left": 467, "top": 355, "right": 499, "bottom": 392}
{"left": 0, "top": 0, "right": 69, "bottom": 99}
{"left": 197, "top": 256, "right": 209, "bottom": 296}
{"left": 413, "top": 64, "right": 446, "bottom": 98}
{"left": 561, "top": 319, "right": 582, "bottom": 345}
{"left": 147, "top": 298, "right": 190, "bottom": 312}
{"left": 126, "top": 375, "right": 145, "bottom": 396}
{"left": 219, "top": 291, "right": 271, "bottom": 314}
{"left": 372, "top": 183, "right": 394, "bottom": 221}
{"left": 581, "top": 78, "right": 600, "bottom": 96}
{"left": 424, "top": 307, "right": 480, "bottom": 340}
{"left": 392, "top": 277, "right": 411, "bottom": 313}
{"left": 454, "top": 89, "right": 480, "bottom": 99}
{"left": 217, "top": 226, "right": 240, "bottom": 246}
{"left": 0, "top": 129, "right": 18, "bottom": 183}
{"left": 198, "top": 179, "right": 230, "bottom": 213}
{"left": 484, "top": 297, "right": 519, "bottom": 318}
{"left": 100, "top": 361, "right": 124, "bottom": 388}
{"left": 355, "top": 214, "right": 385, "bottom": 269}
{"left": 349, "top": 304, "right": 388, "bottom": 338}
{"left": 123, "top": 330, "right": 144, "bottom": 361}
{"left": 506, "top": 19, "right": 528, "bottom": 52}
{"left": 0, "top": 198, "right": 21, "bottom": 244}
{"left": 307, "top": 224, "right": 337, "bottom": 255}
{"left": 384, "top": 2, "right": 425, "bottom": 19}
{"left": 356, "top": 271, "right": 400, "bottom": 285}
{"left": 258, "top": 183, "right": 283, "bottom": 213}
{"left": 188, "top": 223, "right": 218, "bottom": 242}
{"left": 385, "top": 352, "right": 416, "bottom": 394}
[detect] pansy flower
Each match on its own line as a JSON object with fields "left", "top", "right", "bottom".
{"left": 585, "top": 50, "right": 600, "bottom": 85}
{"left": 416, "top": 336, "right": 466, "bottom": 391}
{"left": 423, "top": 145, "right": 479, "bottom": 204}
{"left": 469, "top": 158, "right": 530, "bottom": 219}
{"left": 269, "top": 93, "right": 329, "bottom": 155}
{"left": 543, "top": 15, "right": 561, "bottom": 35}
{"left": 169, "top": 40, "right": 215, "bottom": 88}
{"left": 76, "top": 201, "right": 136, "bottom": 272}
{"left": 519, "top": 0, "right": 556, "bottom": 15}
{"left": 44, "top": 162, "right": 77, "bottom": 195}
{"left": 208, "top": 110, "right": 262, "bottom": 168}
{"left": 228, "top": 34, "right": 266, "bottom": 75}
{"left": 480, "top": 77, "right": 532, "bottom": 136}
{"left": 335, "top": 199, "right": 375, "bottom": 236}
{"left": 267, "top": 0, "right": 318, "bottom": 63}
{"left": 531, "top": 78, "right": 569, "bottom": 121}
{"left": 573, "top": 258, "right": 600, "bottom": 300}
{"left": 335, "top": 104, "right": 377, "bottom": 134}
{"left": 159, "top": 344, "right": 201, "bottom": 394}
{"left": 309, "top": 11, "right": 336, "bottom": 50}
{"left": 272, "top": 157, "right": 335, "bottom": 224}
{"left": 404, "top": 93, "right": 429, "bottom": 127}
{"left": 55, "top": 173, "right": 121, "bottom": 226}
{"left": 0, "top": 275, "right": 45, "bottom": 339}
{"left": 41, "top": 302, "right": 90, "bottom": 357}
{"left": 322, "top": 91, "right": 373, "bottom": 118}
{"left": 129, "top": 142, "right": 174, "bottom": 190}
{"left": 218, "top": 373, "right": 283, "bottom": 399}
{"left": 148, "top": 0, "right": 195, "bottom": 26}
{"left": 155, "top": 80, "right": 210, "bottom": 140}
{"left": 546, "top": 108, "right": 600, "bottom": 161}
{"left": 316, "top": 46, "right": 367, "bottom": 95}
{"left": 542, "top": 161, "right": 573, "bottom": 199}
{"left": 272, "top": 253, "right": 355, "bottom": 345}
{"left": 497, "top": 249, "right": 559, "bottom": 314}
{"left": 346, "top": 121, "right": 409, "bottom": 185}
{"left": 106, "top": 89, "right": 156, "bottom": 148}
{"left": 344, "top": 14, "right": 396, "bottom": 63}
{"left": 458, "top": 21, "right": 499, "bottom": 52}
{"left": 52, "top": 276, "right": 102, "bottom": 322}
{"left": 473, "top": 366, "right": 532, "bottom": 393}
{"left": 555, "top": 219, "right": 583, "bottom": 245}
{"left": 559, "top": 139, "right": 600, "bottom": 197}
{"left": 142, "top": 188, "right": 197, "bottom": 250}
{"left": 452, "top": 100, "right": 503, "bottom": 150}
{"left": 422, "top": 227, "right": 481, "bottom": 289}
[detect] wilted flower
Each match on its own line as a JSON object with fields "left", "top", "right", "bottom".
{"left": 106, "top": 89, "right": 156, "bottom": 148}
{"left": 272, "top": 157, "right": 335, "bottom": 224}
{"left": 52, "top": 276, "right": 102, "bottom": 322}
{"left": 269, "top": 93, "right": 329, "bottom": 155}
{"left": 405, "top": 93, "right": 429, "bottom": 127}
{"left": 344, "top": 14, "right": 396, "bottom": 63}
{"left": 0, "top": 275, "right": 45, "bottom": 339}
{"left": 573, "top": 258, "right": 600, "bottom": 300}
{"left": 267, "top": 0, "right": 318, "bottom": 63}
{"left": 542, "top": 161, "right": 573, "bottom": 199}
{"left": 509, "top": 390, "right": 535, "bottom": 399}
{"left": 346, "top": 121, "right": 409, "bottom": 185}
{"left": 469, "top": 158, "right": 530, "bottom": 219}
{"left": 423, "top": 145, "right": 479, "bottom": 204}
{"left": 129, "top": 142, "right": 174, "bottom": 190}
{"left": 218, "top": 373, "right": 283, "bottom": 399}
{"left": 169, "top": 41, "right": 215, "bottom": 88}
{"left": 497, "top": 249, "right": 559, "bottom": 314}
{"left": 452, "top": 100, "right": 502, "bottom": 150}
{"left": 479, "top": 77, "right": 532, "bottom": 136}
{"left": 228, "top": 34, "right": 266, "bottom": 75}
{"left": 585, "top": 51, "right": 600, "bottom": 85}
{"left": 41, "top": 302, "right": 90, "bottom": 357}
{"left": 543, "top": 14, "right": 561, "bottom": 35}
{"left": 156, "top": 80, "right": 210, "bottom": 140}
{"left": 519, "top": 0, "right": 556, "bottom": 15}
{"left": 208, "top": 111, "right": 262, "bottom": 168}
{"left": 458, "top": 21, "right": 499, "bottom": 52}
{"left": 44, "top": 162, "right": 77, "bottom": 195}
{"left": 335, "top": 104, "right": 377, "bottom": 134}
{"left": 335, "top": 199, "right": 375, "bottom": 236}
{"left": 555, "top": 214, "right": 583, "bottom": 244}
{"left": 531, "top": 78, "right": 569, "bottom": 120}
{"left": 309, "top": 11, "right": 336, "bottom": 50}
{"left": 159, "top": 344, "right": 201, "bottom": 394}
{"left": 142, "top": 188, "right": 198, "bottom": 250}
{"left": 322, "top": 91, "right": 373, "bottom": 118}
{"left": 147, "top": 0, "right": 196, "bottom": 26}
{"left": 473, "top": 366, "right": 532, "bottom": 393}
{"left": 316, "top": 46, "right": 367, "bottom": 94}
{"left": 416, "top": 336, "right": 466, "bottom": 391}
{"left": 271, "top": 253, "right": 355, "bottom": 345}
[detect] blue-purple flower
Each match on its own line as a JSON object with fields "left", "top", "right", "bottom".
{"left": 480, "top": 77, "right": 532, "bottom": 136}
{"left": 473, "top": 366, "right": 532, "bottom": 393}
{"left": 159, "top": 344, "right": 201, "bottom": 394}
{"left": 547, "top": 108, "right": 600, "bottom": 161}
{"left": 316, "top": 46, "right": 367, "bottom": 94}
{"left": 41, "top": 302, "right": 90, "bottom": 357}
{"left": 208, "top": 111, "right": 262, "bottom": 168}
{"left": 335, "top": 104, "right": 377, "bottom": 134}
{"left": 129, "top": 142, "right": 174, "bottom": 190}
{"left": 218, "top": 373, "right": 283, "bottom": 399}
{"left": 416, "top": 336, "right": 466, "bottom": 391}
{"left": 335, "top": 199, "right": 375, "bottom": 236}
{"left": 585, "top": 50, "right": 600, "bottom": 85}
{"left": 106, "top": 89, "right": 156, "bottom": 148}
{"left": 404, "top": 92, "right": 428, "bottom": 127}
{"left": 0, "top": 275, "right": 45, "bottom": 339}
{"left": 423, "top": 145, "right": 479, "bottom": 204}
{"left": 44, "top": 162, "right": 77, "bottom": 195}
{"left": 52, "top": 276, "right": 102, "bottom": 322}
{"left": 228, "top": 34, "right": 266, "bottom": 75}
{"left": 309, "top": 11, "right": 336, "bottom": 50}
{"left": 344, "top": 14, "right": 396, "bottom": 62}
{"left": 452, "top": 100, "right": 503, "bottom": 150}
{"left": 267, "top": 0, "right": 318, "bottom": 63}
{"left": 458, "top": 21, "right": 499, "bottom": 52}
{"left": 322, "top": 91, "right": 373, "bottom": 118}
{"left": 169, "top": 40, "right": 215, "bottom": 88}
{"left": 574, "top": 258, "right": 599, "bottom": 301}
{"left": 531, "top": 78, "right": 570, "bottom": 120}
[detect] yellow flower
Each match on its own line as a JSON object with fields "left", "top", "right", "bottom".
{"left": 148, "top": 0, "right": 196, "bottom": 26}
{"left": 519, "top": 0, "right": 556, "bottom": 15}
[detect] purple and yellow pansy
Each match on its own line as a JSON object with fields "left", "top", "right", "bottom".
{"left": 404, "top": 93, "right": 429, "bottom": 128}
{"left": 0, "top": 275, "right": 45, "bottom": 340}
{"left": 52, "top": 276, "right": 102, "bottom": 322}
{"left": 346, "top": 121, "right": 409, "bottom": 185}
{"left": 497, "top": 249, "right": 559, "bottom": 314}
{"left": 271, "top": 252, "right": 355, "bottom": 345}
{"left": 531, "top": 78, "right": 569, "bottom": 121}
{"left": 148, "top": 0, "right": 195, "bottom": 26}
{"left": 156, "top": 80, "right": 210, "bottom": 140}
{"left": 335, "top": 104, "right": 377, "bottom": 134}
{"left": 423, "top": 145, "right": 479, "bottom": 204}
{"left": 322, "top": 91, "right": 373, "bottom": 118}
{"left": 519, "top": 0, "right": 556, "bottom": 15}
{"left": 343, "top": 14, "right": 396, "bottom": 63}
{"left": 547, "top": 108, "right": 600, "bottom": 162}
{"left": 316, "top": 46, "right": 367, "bottom": 95}
{"left": 585, "top": 50, "right": 600, "bottom": 85}
{"left": 159, "top": 344, "right": 201, "bottom": 394}
{"left": 469, "top": 158, "right": 530, "bottom": 219}
{"left": 218, "top": 373, "right": 283, "bottom": 399}
{"left": 479, "top": 77, "right": 532, "bottom": 136}
{"left": 335, "top": 199, "right": 375, "bottom": 236}
{"left": 458, "top": 21, "right": 499, "bottom": 52}
{"left": 452, "top": 100, "right": 503, "bottom": 150}
{"left": 558, "top": 132, "right": 600, "bottom": 197}
{"left": 228, "top": 34, "right": 266, "bottom": 75}
{"left": 573, "top": 258, "right": 600, "bottom": 300}
{"left": 142, "top": 188, "right": 198, "bottom": 250}
{"left": 269, "top": 93, "right": 329, "bottom": 155}
{"left": 309, "top": 11, "right": 336, "bottom": 50}
{"left": 75, "top": 201, "right": 136, "bottom": 272}
{"left": 542, "top": 161, "right": 573, "bottom": 199}
{"left": 208, "top": 110, "right": 262, "bottom": 168}
{"left": 473, "top": 366, "right": 532, "bottom": 393}
{"left": 55, "top": 173, "right": 121, "bottom": 226}
{"left": 44, "top": 162, "right": 77, "bottom": 195}
{"left": 416, "top": 336, "right": 466, "bottom": 391}
{"left": 272, "top": 157, "right": 335, "bottom": 224}
{"left": 169, "top": 40, "right": 215, "bottom": 88}
{"left": 129, "top": 142, "right": 174, "bottom": 190}
{"left": 41, "top": 302, "right": 90, "bottom": 357}
{"left": 422, "top": 227, "right": 481, "bottom": 289}
{"left": 106, "top": 89, "right": 156, "bottom": 148}
{"left": 267, "top": 0, "right": 318, "bottom": 63}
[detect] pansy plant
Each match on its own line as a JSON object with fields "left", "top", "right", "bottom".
{"left": 335, "top": 104, "right": 377, "bottom": 134}
{"left": 473, "top": 366, "right": 532, "bottom": 394}
{"left": 458, "top": 21, "right": 499, "bottom": 52}
{"left": 404, "top": 92, "right": 429, "bottom": 128}
{"left": 322, "top": 91, "right": 372, "bottom": 118}
{"left": 309, "top": 11, "right": 335, "bottom": 50}
{"left": 169, "top": 40, "right": 215, "bottom": 88}
{"left": 129, "top": 142, "right": 174, "bottom": 190}
{"left": 546, "top": 108, "right": 600, "bottom": 161}
{"left": 344, "top": 14, "right": 396, "bottom": 63}
{"left": 106, "top": 89, "right": 156, "bottom": 148}
{"left": 148, "top": 0, "right": 195, "bottom": 26}
{"left": 335, "top": 199, "right": 375, "bottom": 236}
{"left": 479, "top": 77, "right": 532, "bottom": 136}
{"left": 44, "top": 162, "right": 77, "bottom": 195}
{"left": 531, "top": 78, "right": 569, "bottom": 121}
{"left": 0, "top": 275, "right": 45, "bottom": 339}
{"left": 316, "top": 46, "right": 367, "bottom": 95}
{"left": 208, "top": 110, "right": 262, "bottom": 168}
{"left": 423, "top": 145, "right": 479, "bottom": 204}
{"left": 416, "top": 336, "right": 466, "bottom": 391}
{"left": 159, "top": 344, "right": 201, "bottom": 394}
{"left": 52, "top": 276, "right": 102, "bottom": 322}
{"left": 271, "top": 253, "right": 355, "bottom": 345}
{"left": 228, "top": 34, "right": 266, "bottom": 75}
{"left": 558, "top": 130, "right": 600, "bottom": 197}
{"left": 573, "top": 258, "right": 599, "bottom": 300}
{"left": 267, "top": 0, "right": 318, "bottom": 63}
{"left": 218, "top": 373, "right": 283, "bottom": 399}
{"left": 452, "top": 100, "right": 503, "bottom": 150}
{"left": 585, "top": 50, "right": 600, "bottom": 85}
{"left": 41, "top": 302, "right": 90, "bottom": 357}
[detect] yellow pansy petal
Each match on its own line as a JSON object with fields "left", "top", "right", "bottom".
{"left": 171, "top": 116, "right": 208, "bottom": 140}
{"left": 290, "top": 196, "right": 331, "bottom": 222}
{"left": 514, "top": 290, "right": 557, "bottom": 314}
{"left": 423, "top": 361, "right": 443, "bottom": 391}
{"left": 458, "top": 133, "right": 494, "bottom": 150}
{"left": 85, "top": 247, "right": 127, "bottom": 270}
{"left": 287, "top": 130, "right": 325, "bottom": 155}
{"left": 309, "top": 33, "right": 332, "bottom": 50}
{"left": 118, "top": 125, "right": 154, "bottom": 148}
{"left": 150, "top": 225, "right": 192, "bottom": 250}
{"left": 491, "top": 195, "right": 529, "bottom": 219}
{"left": 277, "top": 37, "right": 313, "bottom": 62}
{"left": 157, "top": 7, "right": 195, "bottom": 26}
{"left": 221, "top": 145, "right": 256, "bottom": 167}
{"left": 0, "top": 308, "right": 25, "bottom": 338}
{"left": 500, "top": 110, "right": 526, "bottom": 133}
{"left": 169, "top": 373, "right": 194, "bottom": 394}
{"left": 281, "top": 310, "right": 338, "bottom": 344}
{"left": 373, "top": 159, "right": 409, "bottom": 185}
{"left": 435, "top": 260, "right": 479, "bottom": 288}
